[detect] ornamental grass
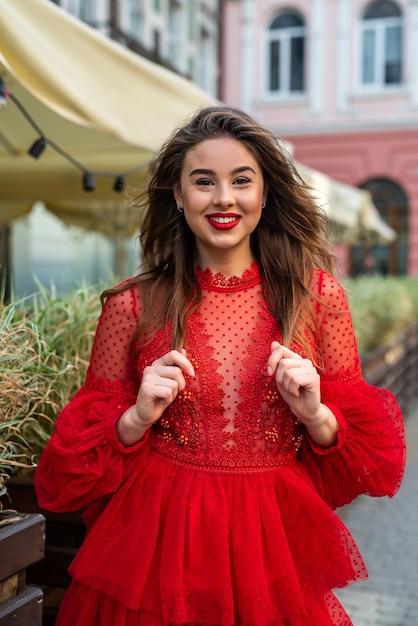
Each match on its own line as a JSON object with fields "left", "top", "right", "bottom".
{"left": 0, "top": 282, "right": 102, "bottom": 497}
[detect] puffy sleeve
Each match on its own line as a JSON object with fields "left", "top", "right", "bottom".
{"left": 35, "top": 285, "right": 151, "bottom": 514}
{"left": 300, "top": 270, "right": 406, "bottom": 510}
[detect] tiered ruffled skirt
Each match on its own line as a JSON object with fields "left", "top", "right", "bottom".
{"left": 56, "top": 452, "right": 363, "bottom": 626}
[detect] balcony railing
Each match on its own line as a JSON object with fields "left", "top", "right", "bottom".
{"left": 361, "top": 322, "right": 418, "bottom": 415}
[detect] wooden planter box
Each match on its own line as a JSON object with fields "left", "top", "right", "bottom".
{"left": 0, "top": 512, "right": 45, "bottom": 626}
{"left": 3, "top": 480, "right": 85, "bottom": 626}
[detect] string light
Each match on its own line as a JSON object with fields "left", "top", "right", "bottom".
{"left": 82, "top": 171, "right": 96, "bottom": 191}
{"left": 28, "top": 137, "right": 47, "bottom": 158}
{"left": 0, "top": 78, "right": 10, "bottom": 108}
{"left": 0, "top": 76, "right": 149, "bottom": 192}
{"left": 113, "top": 175, "right": 126, "bottom": 192}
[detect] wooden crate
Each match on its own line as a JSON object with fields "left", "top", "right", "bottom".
{"left": 4, "top": 480, "right": 85, "bottom": 626}
{"left": 0, "top": 512, "right": 45, "bottom": 626}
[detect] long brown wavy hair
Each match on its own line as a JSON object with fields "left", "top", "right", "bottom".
{"left": 102, "top": 106, "right": 337, "bottom": 359}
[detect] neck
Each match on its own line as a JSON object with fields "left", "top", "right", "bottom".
{"left": 196, "top": 249, "right": 254, "bottom": 279}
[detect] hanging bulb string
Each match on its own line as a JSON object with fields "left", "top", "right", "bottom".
{"left": 8, "top": 92, "right": 44, "bottom": 137}
{"left": 0, "top": 77, "right": 151, "bottom": 190}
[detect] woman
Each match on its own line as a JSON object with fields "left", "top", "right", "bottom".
{"left": 35, "top": 106, "right": 406, "bottom": 626}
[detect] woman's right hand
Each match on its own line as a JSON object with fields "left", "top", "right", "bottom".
{"left": 116, "top": 350, "right": 195, "bottom": 447}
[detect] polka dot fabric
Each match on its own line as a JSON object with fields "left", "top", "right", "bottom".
{"left": 88, "top": 285, "right": 141, "bottom": 385}
{"left": 35, "top": 265, "right": 405, "bottom": 626}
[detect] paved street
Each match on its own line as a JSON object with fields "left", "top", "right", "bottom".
{"left": 335, "top": 401, "right": 418, "bottom": 626}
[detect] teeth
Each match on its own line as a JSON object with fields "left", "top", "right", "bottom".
{"left": 209, "top": 216, "right": 238, "bottom": 223}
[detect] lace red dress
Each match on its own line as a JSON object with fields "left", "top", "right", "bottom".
{"left": 35, "top": 264, "right": 405, "bottom": 626}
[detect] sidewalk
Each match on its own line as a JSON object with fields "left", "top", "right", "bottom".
{"left": 335, "top": 401, "right": 418, "bottom": 626}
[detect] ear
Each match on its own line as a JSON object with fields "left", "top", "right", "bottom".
{"left": 262, "top": 182, "right": 269, "bottom": 205}
{"left": 173, "top": 186, "right": 183, "bottom": 206}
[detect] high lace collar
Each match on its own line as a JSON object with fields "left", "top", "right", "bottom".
{"left": 195, "top": 262, "right": 260, "bottom": 291}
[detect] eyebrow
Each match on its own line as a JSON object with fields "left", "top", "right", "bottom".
{"left": 189, "top": 166, "right": 257, "bottom": 177}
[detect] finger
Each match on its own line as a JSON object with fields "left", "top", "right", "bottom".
{"left": 267, "top": 342, "right": 302, "bottom": 376}
{"left": 271, "top": 341, "right": 303, "bottom": 359}
{"left": 155, "top": 379, "right": 182, "bottom": 401}
{"left": 159, "top": 350, "right": 195, "bottom": 376}
{"left": 277, "top": 365, "right": 319, "bottom": 395}
{"left": 140, "top": 375, "right": 182, "bottom": 404}
{"left": 151, "top": 366, "right": 187, "bottom": 396}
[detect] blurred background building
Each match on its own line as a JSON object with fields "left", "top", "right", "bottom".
{"left": 52, "top": 0, "right": 220, "bottom": 96}
{"left": 3, "top": 0, "right": 417, "bottom": 299}
{"left": 1, "top": 0, "right": 221, "bottom": 297}
{"left": 221, "top": 0, "right": 418, "bottom": 276}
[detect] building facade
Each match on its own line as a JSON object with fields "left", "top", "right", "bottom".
{"left": 221, "top": 0, "right": 418, "bottom": 275}
{"left": 53, "top": 0, "right": 220, "bottom": 97}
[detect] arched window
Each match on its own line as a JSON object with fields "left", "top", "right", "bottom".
{"left": 351, "top": 178, "right": 408, "bottom": 276}
{"left": 359, "top": 1, "right": 403, "bottom": 88}
{"left": 266, "top": 11, "right": 305, "bottom": 95}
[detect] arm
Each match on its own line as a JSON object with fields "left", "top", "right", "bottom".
{"left": 35, "top": 285, "right": 149, "bottom": 512}
{"left": 299, "top": 271, "right": 406, "bottom": 508}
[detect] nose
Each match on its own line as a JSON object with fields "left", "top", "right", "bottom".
{"left": 213, "top": 183, "right": 235, "bottom": 208}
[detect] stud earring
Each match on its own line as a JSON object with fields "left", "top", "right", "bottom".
{"left": 177, "top": 205, "right": 183, "bottom": 213}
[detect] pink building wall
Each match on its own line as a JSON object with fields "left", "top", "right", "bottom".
{"left": 220, "top": 0, "right": 418, "bottom": 275}
{"left": 286, "top": 128, "right": 418, "bottom": 276}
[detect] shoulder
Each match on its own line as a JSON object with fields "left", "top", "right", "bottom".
{"left": 311, "top": 269, "right": 349, "bottom": 312}
{"left": 101, "top": 279, "right": 143, "bottom": 321}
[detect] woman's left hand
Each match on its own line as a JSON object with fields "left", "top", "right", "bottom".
{"left": 267, "top": 341, "right": 339, "bottom": 448}
{"left": 267, "top": 341, "right": 321, "bottom": 424}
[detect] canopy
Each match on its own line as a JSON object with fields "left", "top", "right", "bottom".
{"left": 0, "top": 0, "right": 395, "bottom": 244}
{"left": 296, "top": 162, "right": 396, "bottom": 243}
{"left": 0, "top": 0, "right": 216, "bottom": 236}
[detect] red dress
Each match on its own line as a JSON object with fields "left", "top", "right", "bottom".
{"left": 35, "top": 265, "right": 405, "bottom": 626}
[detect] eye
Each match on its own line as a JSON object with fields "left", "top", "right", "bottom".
{"left": 234, "top": 176, "right": 251, "bottom": 185}
{"left": 195, "top": 178, "right": 213, "bottom": 186}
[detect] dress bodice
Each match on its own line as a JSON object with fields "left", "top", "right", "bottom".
{"left": 138, "top": 264, "right": 304, "bottom": 471}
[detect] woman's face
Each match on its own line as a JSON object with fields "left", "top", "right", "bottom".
{"left": 174, "top": 137, "right": 267, "bottom": 264}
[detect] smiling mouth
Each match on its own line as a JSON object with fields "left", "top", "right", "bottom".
{"left": 208, "top": 216, "right": 240, "bottom": 224}
{"left": 206, "top": 215, "right": 241, "bottom": 230}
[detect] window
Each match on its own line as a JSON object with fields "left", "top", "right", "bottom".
{"left": 126, "top": 0, "right": 144, "bottom": 40}
{"left": 197, "top": 27, "right": 215, "bottom": 93}
{"left": 67, "top": 0, "right": 96, "bottom": 22}
{"left": 351, "top": 178, "right": 408, "bottom": 276}
{"left": 266, "top": 11, "right": 305, "bottom": 96}
{"left": 168, "top": 0, "right": 182, "bottom": 67}
{"left": 359, "top": 1, "right": 403, "bottom": 88}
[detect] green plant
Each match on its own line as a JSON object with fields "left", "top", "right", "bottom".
{"left": 343, "top": 276, "right": 418, "bottom": 354}
{"left": 0, "top": 283, "right": 103, "bottom": 495}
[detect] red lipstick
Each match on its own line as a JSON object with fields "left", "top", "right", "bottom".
{"left": 206, "top": 213, "right": 241, "bottom": 230}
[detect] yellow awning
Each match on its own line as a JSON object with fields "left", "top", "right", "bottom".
{"left": 296, "top": 161, "right": 396, "bottom": 243}
{"left": 0, "top": 0, "right": 216, "bottom": 233}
